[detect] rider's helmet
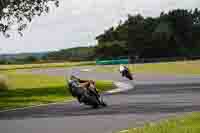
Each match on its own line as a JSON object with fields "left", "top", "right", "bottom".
{"left": 68, "top": 75, "right": 79, "bottom": 97}
{"left": 119, "top": 64, "right": 125, "bottom": 72}
{"left": 69, "top": 70, "right": 79, "bottom": 81}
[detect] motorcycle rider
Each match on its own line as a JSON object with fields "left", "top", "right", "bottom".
{"left": 119, "top": 64, "right": 129, "bottom": 77}
{"left": 68, "top": 74, "right": 100, "bottom": 103}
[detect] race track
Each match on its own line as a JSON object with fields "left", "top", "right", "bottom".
{"left": 0, "top": 67, "right": 200, "bottom": 133}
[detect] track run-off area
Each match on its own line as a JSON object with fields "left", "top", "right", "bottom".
{"left": 0, "top": 66, "right": 200, "bottom": 133}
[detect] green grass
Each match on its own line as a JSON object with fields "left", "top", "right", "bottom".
{"left": 0, "top": 71, "right": 114, "bottom": 110}
{"left": 95, "top": 60, "right": 200, "bottom": 75}
{"left": 0, "top": 75, "right": 9, "bottom": 91}
{"left": 96, "top": 80, "right": 116, "bottom": 92}
{"left": 0, "top": 61, "right": 95, "bottom": 71}
{"left": 118, "top": 112, "right": 200, "bottom": 133}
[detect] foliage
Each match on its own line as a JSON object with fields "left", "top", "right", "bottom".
{"left": 96, "top": 8, "right": 200, "bottom": 58}
{"left": 0, "top": 75, "right": 8, "bottom": 91}
{"left": 0, "top": 0, "right": 59, "bottom": 37}
{"left": 0, "top": 71, "right": 114, "bottom": 110}
{"left": 118, "top": 112, "right": 200, "bottom": 133}
{"left": 23, "top": 55, "right": 38, "bottom": 62}
{"left": 45, "top": 46, "right": 95, "bottom": 61}
{"left": 94, "top": 41, "right": 128, "bottom": 58}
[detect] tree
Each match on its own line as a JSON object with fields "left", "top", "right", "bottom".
{"left": 0, "top": 58, "right": 7, "bottom": 64}
{"left": 127, "top": 14, "right": 146, "bottom": 56}
{"left": 24, "top": 55, "right": 38, "bottom": 62}
{"left": 95, "top": 41, "right": 128, "bottom": 58}
{"left": 95, "top": 8, "right": 200, "bottom": 59}
{"left": 192, "top": 8, "right": 200, "bottom": 24}
{"left": 45, "top": 47, "right": 95, "bottom": 61}
{"left": 0, "top": 0, "right": 59, "bottom": 37}
{"left": 96, "top": 27, "right": 116, "bottom": 43}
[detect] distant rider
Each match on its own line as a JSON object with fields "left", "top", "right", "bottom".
{"left": 119, "top": 64, "right": 129, "bottom": 77}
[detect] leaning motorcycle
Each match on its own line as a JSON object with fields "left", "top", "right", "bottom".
{"left": 121, "top": 68, "right": 133, "bottom": 80}
{"left": 81, "top": 88, "right": 107, "bottom": 108}
{"left": 69, "top": 83, "right": 107, "bottom": 108}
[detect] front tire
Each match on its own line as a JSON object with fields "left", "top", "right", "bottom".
{"left": 127, "top": 75, "right": 133, "bottom": 80}
{"left": 92, "top": 104, "right": 99, "bottom": 109}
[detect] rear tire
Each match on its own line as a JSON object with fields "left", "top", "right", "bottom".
{"left": 126, "top": 73, "right": 133, "bottom": 80}
{"left": 128, "top": 76, "right": 133, "bottom": 80}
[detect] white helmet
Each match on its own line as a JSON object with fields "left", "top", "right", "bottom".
{"left": 69, "top": 69, "right": 80, "bottom": 79}
{"left": 119, "top": 64, "right": 125, "bottom": 72}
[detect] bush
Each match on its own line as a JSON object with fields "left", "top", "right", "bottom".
{"left": 0, "top": 75, "right": 9, "bottom": 91}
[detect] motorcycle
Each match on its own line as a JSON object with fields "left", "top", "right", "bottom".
{"left": 120, "top": 66, "right": 133, "bottom": 80}
{"left": 69, "top": 82, "right": 107, "bottom": 108}
{"left": 81, "top": 88, "right": 107, "bottom": 108}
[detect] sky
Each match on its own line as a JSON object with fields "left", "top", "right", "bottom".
{"left": 0, "top": 0, "right": 199, "bottom": 54}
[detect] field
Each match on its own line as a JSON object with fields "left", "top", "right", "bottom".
{"left": 118, "top": 112, "right": 200, "bottom": 133}
{"left": 95, "top": 60, "right": 200, "bottom": 75}
{"left": 0, "top": 61, "right": 95, "bottom": 71}
{"left": 0, "top": 71, "right": 114, "bottom": 110}
{"left": 1, "top": 60, "right": 200, "bottom": 75}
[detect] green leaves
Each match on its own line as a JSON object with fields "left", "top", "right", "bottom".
{"left": 96, "top": 8, "right": 200, "bottom": 58}
{"left": 0, "top": 0, "right": 59, "bottom": 37}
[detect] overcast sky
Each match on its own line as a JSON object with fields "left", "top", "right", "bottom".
{"left": 0, "top": 0, "right": 199, "bottom": 54}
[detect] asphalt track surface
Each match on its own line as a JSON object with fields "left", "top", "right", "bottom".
{"left": 0, "top": 67, "right": 200, "bottom": 133}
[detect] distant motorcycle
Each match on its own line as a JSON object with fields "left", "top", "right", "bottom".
{"left": 119, "top": 65, "right": 133, "bottom": 80}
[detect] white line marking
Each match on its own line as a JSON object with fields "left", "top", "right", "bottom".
{"left": 107, "top": 81, "right": 134, "bottom": 94}
{"left": 0, "top": 99, "right": 75, "bottom": 113}
{"left": 80, "top": 69, "right": 93, "bottom": 72}
{"left": 119, "top": 129, "right": 129, "bottom": 133}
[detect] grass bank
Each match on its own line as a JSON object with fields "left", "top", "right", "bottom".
{"left": 0, "top": 61, "right": 95, "bottom": 71}
{"left": 95, "top": 60, "right": 200, "bottom": 75}
{"left": 118, "top": 112, "right": 200, "bottom": 133}
{"left": 0, "top": 71, "right": 114, "bottom": 110}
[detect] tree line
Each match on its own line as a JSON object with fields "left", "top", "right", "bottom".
{"left": 0, "top": 47, "right": 95, "bottom": 64}
{"left": 44, "top": 47, "right": 95, "bottom": 61}
{"left": 95, "top": 8, "right": 200, "bottom": 59}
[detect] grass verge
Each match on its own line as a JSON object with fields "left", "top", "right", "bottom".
{"left": 0, "top": 75, "right": 9, "bottom": 91}
{"left": 118, "top": 112, "right": 200, "bottom": 133}
{"left": 0, "top": 61, "right": 95, "bottom": 71}
{"left": 0, "top": 71, "right": 114, "bottom": 110}
{"left": 95, "top": 60, "right": 200, "bottom": 75}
